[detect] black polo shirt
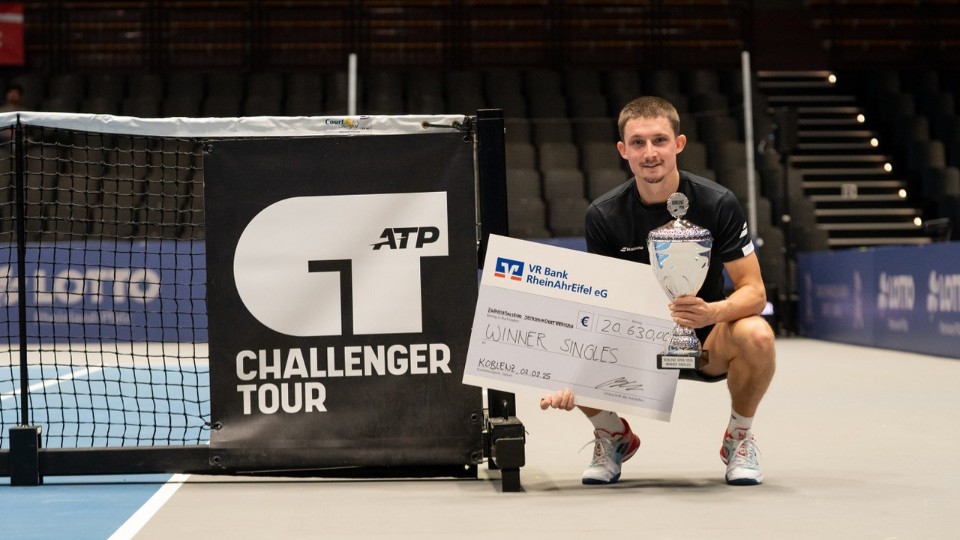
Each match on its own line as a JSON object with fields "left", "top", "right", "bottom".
{"left": 584, "top": 171, "right": 754, "bottom": 342}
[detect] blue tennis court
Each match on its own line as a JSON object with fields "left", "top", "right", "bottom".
{"left": 1, "top": 353, "right": 207, "bottom": 539}
{"left": 1, "top": 474, "right": 175, "bottom": 540}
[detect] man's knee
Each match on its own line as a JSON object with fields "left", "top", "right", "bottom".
{"left": 738, "top": 317, "right": 776, "bottom": 351}
{"left": 733, "top": 316, "right": 776, "bottom": 360}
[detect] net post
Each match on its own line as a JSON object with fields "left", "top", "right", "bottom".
{"left": 10, "top": 117, "right": 43, "bottom": 486}
{"left": 474, "top": 108, "right": 526, "bottom": 492}
{"left": 474, "top": 108, "right": 516, "bottom": 418}
{"left": 13, "top": 116, "right": 30, "bottom": 428}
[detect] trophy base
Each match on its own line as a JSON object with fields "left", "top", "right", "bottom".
{"left": 657, "top": 350, "right": 709, "bottom": 370}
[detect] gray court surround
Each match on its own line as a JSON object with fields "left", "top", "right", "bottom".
{"left": 121, "top": 337, "right": 960, "bottom": 540}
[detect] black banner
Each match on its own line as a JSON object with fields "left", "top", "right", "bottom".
{"left": 204, "top": 133, "right": 483, "bottom": 470}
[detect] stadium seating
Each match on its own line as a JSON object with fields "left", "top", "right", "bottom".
{"left": 0, "top": 66, "right": 791, "bottom": 297}
{"left": 5, "top": 65, "right": 957, "bottom": 264}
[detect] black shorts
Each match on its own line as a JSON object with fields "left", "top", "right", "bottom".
{"left": 679, "top": 369, "right": 727, "bottom": 383}
{"left": 680, "top": 324, "right": 726, "bottom": 383}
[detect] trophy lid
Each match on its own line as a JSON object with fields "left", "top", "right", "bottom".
{"left": 647, "top": 192, "right": 712, "bottom": 241}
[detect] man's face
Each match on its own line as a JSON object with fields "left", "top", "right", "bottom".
{"left": 616, "top": 116, "right": 685, "bottom": 186}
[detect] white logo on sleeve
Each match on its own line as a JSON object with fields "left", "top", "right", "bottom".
{"left": 233, "top": 192, "right": 448, "bottom": 336}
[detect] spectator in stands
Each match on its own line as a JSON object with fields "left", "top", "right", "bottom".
{"left": 0, "top": 83, "right": 23, "bottom": 112}
{"left": 540, "top": 96, "right": 776, "bottom": 486}
{"left": 0, "top": 83, "right": 24, "bottom": 141}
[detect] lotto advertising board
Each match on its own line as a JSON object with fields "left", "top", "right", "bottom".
{"left": 798, "top": 243, "right": 960, "bottom": 358}
{"left": 0, "top": 240, "right": 206, "bottom": 343}
{"left": 203, "top": 133, "right": 484, "bottom": 470}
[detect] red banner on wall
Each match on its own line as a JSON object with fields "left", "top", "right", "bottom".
{"left": 0, "top": 3, "right": 24, "bottom": 66}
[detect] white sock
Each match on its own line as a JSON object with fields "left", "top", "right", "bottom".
{"left": 589, "top": 411, "right": 625, "bottom": 434}
{"left": 727, "top": 410, "right": 753, "bottom": 437}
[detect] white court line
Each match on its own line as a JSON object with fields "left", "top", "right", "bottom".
{"left": 0, "top": 366, "right": 103, "bottom": 402}
{"left": 109, "top": 474, "right": 190, "bottom": 540}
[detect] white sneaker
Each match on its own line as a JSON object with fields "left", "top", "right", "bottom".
{"left": 581, "top": 419, "right": 641, "bottom": 485}
{"left": 722, "top": 432, "right": 763, "bottom": 486}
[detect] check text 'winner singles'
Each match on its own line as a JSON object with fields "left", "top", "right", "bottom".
{"left": 494, "top": 256, "right": 608, "bottom": 298}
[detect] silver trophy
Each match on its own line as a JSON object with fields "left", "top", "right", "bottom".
{"left": 647, "top": 192, "right": 713, "bottom": 370}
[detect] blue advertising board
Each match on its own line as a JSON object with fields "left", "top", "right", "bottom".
{"left": 797, "top": 248, "right": 876, "bottom": 347}
{"left": 798, "top": 243, "right": 960, "bottom": 358}
{"left": 0, "top": 240, "right": 207, "bottom": 343}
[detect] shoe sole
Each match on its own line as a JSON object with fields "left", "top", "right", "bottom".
{"left": 725, "top": 476, "right": 763, "bottom": 486}
{"left": 582, "top": 473, "right": 621, "bottom": 485}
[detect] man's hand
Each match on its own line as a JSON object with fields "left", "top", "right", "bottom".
{"left": 669, "top": 295, "right": 717, "bottom": 329}
{"left": 540, "top": 388, "right": 576, "bottom": 411}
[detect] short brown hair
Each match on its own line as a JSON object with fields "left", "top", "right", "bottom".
{"left": 617, "top": 96, "right": 681, "bottom": 140}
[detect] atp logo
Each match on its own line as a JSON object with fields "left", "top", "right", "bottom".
{"left": 234, "top": 192, "right": 448, "bottom": 337}
{"left": 371, "top": 227, "right": 439, "bottom": 250}
{"left": 494, "top": 257, "right": 524, "bottom": 281}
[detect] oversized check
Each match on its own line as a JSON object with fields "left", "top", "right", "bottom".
{"left": 464, "top": 235, "right": 680, "bottom": 421}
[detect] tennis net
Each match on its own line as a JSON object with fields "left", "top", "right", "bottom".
{"left": 1, "top": 112, "right": 456, "bottom": 450}
{"left": 0, "top": 114, "right": 208, "bottom": 448}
